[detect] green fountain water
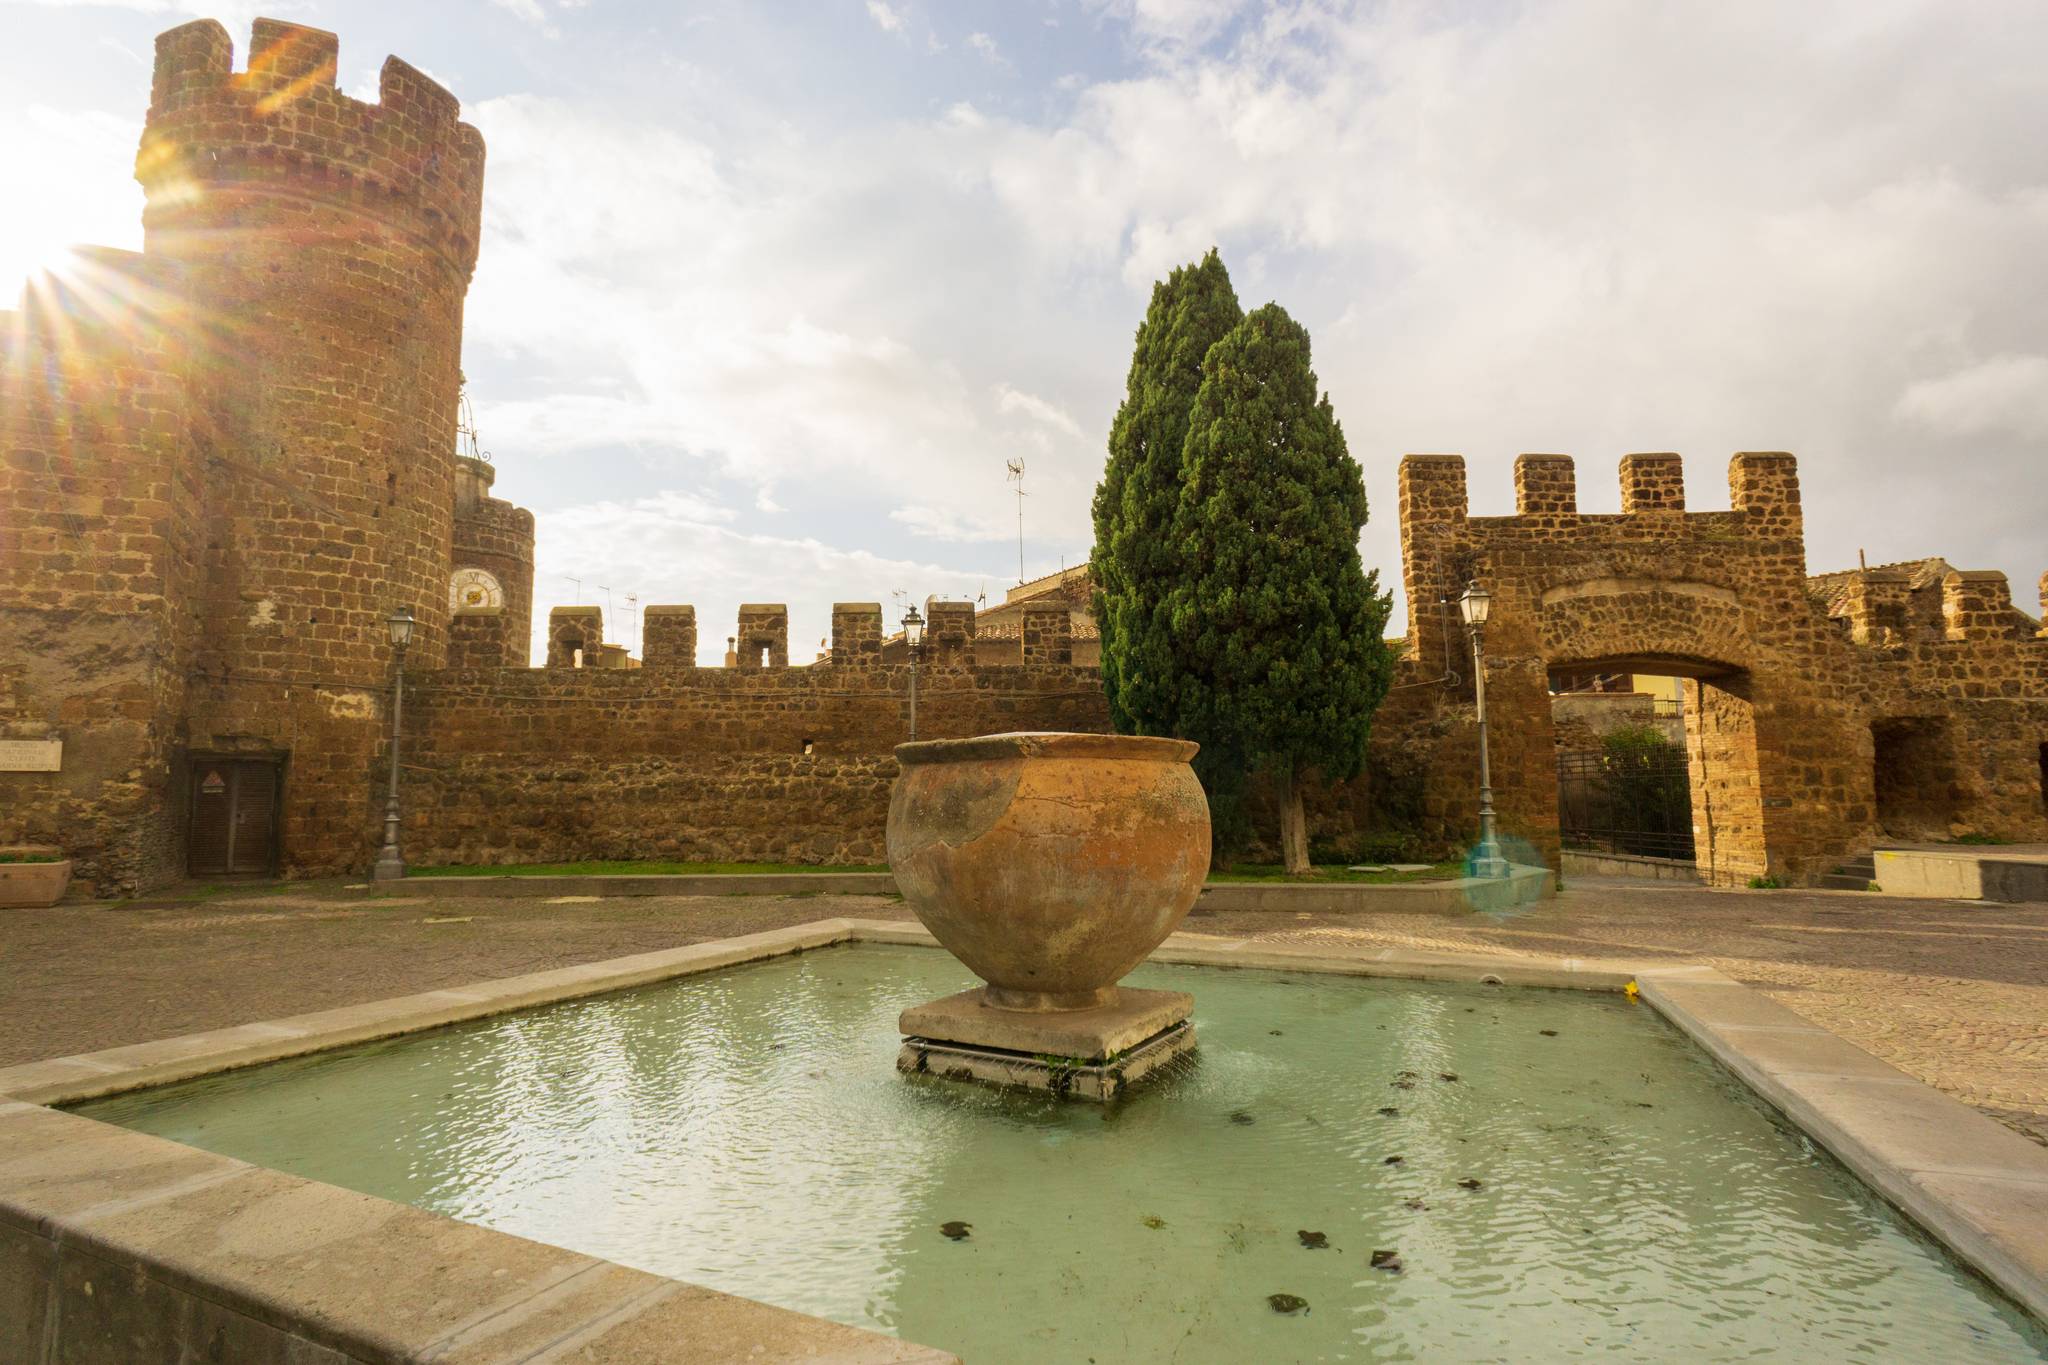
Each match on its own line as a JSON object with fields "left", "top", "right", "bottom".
{"left": 76, "top": 946, "right": 2046, "bottom": 1362}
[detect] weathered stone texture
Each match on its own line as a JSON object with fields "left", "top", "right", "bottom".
{"left": 453, "top": 456, "right": 535, "bottom": 666}
{"left": 1376, "top": 452, "right": 2048, "bottom": 885}
{"left": 641, "top": 606, "right": 698, "bottom": 667}
{"left": 401, "top": 661, "right": 1111, "bottom": 866}
{"left": 0, "top": 20, "right": 532, "bottom": 892}
{"left": 735, "top": 604, "right": 788, "bottom": 670}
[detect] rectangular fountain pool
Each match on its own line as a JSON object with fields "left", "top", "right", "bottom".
{"left": 73, "top": 945, "right": 2046, "bottom": 1362}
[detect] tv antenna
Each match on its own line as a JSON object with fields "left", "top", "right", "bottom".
{"left": 1006, "top": 457, "right": 1027, "bottom": 585}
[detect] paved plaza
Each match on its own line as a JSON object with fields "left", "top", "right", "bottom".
{"left": 4, "top": 878, "right": 2042, "bottom": 1145}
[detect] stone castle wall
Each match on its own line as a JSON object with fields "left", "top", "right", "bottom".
{"left": 402, "top": 604, "right": 1108, "bottom": 865}
{"left": 1374, "top": 451, "right": 2048, "bottom": 885}
{"left": 0, "top": 254, "right": 204, "bottom": 894}
{"left": 0, "top": 18, "right": 503, "bottom": 893}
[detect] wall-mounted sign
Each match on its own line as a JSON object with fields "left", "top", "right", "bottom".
{"left": 0, "top": 739, "right": 62, "bottom": 772}
{"left": 201, "top": 770, "right": 226, "bottom": 794}
{"left": 450, "top": 567, "right": 506, "bottom": 614}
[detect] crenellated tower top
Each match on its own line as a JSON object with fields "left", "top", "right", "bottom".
{"left": 138, "top": 18, "right": 485, "bottom": 280}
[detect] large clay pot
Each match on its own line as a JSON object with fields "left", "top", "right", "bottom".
{"left": 888, "top": 732, "right": 1210, "bottom": 1011}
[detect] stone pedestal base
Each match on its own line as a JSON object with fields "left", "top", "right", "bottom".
{"left": 897, "top": 986, "right": 1196, "bottom": 1102}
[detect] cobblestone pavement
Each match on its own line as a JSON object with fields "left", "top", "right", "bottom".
{"left": 4, "top": 877, "right": 2041, "bottom": 1144}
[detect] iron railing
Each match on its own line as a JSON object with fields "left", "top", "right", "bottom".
{"left": 1556, "top": 747, "right": 1695, "bottom": 861}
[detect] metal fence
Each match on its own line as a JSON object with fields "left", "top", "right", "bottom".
{"left": 1556, "top": 747, "right": 1696, "bottom": 862}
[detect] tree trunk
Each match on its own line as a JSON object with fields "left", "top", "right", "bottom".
{"left": 1279, "top": 773, "right": 1311, "bottom": 876}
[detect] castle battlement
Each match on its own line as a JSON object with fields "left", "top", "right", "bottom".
{"left": 139, "top": 18, "right": 485, "bottom": 279}
{"left": 1398, "top": 452, "right": 1803, "bottom": 534}
{"left": 531, "top": 598, "right": 1080, "bottom": 672}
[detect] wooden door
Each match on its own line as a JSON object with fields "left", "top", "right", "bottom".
{"left": 188, "top": 760, "right": 279, "bottom": 877}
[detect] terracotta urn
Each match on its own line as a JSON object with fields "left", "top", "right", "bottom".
{"left": 887, "top": 732, "right": 1210, "bottom": 1011}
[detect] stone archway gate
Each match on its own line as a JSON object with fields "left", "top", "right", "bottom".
{"left": 1372, "top": 452, "right": 2048, "bottom": 886}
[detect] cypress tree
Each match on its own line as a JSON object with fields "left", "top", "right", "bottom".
{"left": 1164, "top": 302, "right": 1396, "bottom": 873}
{"left": 1091, "top": 250, "right": 1243, "bottom": 740}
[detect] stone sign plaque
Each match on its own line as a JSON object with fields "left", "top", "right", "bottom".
{"left": 0, "top": 739, "right": 61, "bottom": 772}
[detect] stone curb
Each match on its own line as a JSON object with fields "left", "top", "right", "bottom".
{"left": 1194, "top": 863, "right": 1554, "bottom": 913}
{"left": 3, "top": 917, "right": 2042, "bottom": 1357}
{"left": 396, "top": 872, "right": 902, "bottom": 898}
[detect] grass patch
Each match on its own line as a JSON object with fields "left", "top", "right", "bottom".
{"left": 410, "top": 860, "right": 889, "bottom": 878}
{"left": 1207, "top": 860, "right": 1461, "bottom": 885}
{"left": 0, "top": 851, "right": 65, "bottom": 864}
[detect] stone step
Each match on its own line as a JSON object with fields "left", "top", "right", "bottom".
{"left": 1819, "top": 872, "right": 1876, "bottom": 891}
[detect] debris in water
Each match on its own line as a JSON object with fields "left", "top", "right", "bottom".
{"left": 1539, "top": 1029, "right": 1558, "bottom": 1037}
{"left": 940, "top": 1221, "right": 972, "bottom": 1241}
{"left": 1383, "top": 1154, "right": 1404, "bottom": 1166}
{"left": 1230, "top": 1110, "right": 1256, "bottom": 1126}
{"left": 1267, "top": 1293, "right": 1309, "bottom": 1315}
{"left": 1404, "top": 1199, "right": 1429, "bottom": 1211}
{"left": 1269, "top": 1029, "right": 1284, "bottom": 1036}
{"left": 1390, "top": 1079, "right": 1415, "bottom": 1090}
{"left": 1377, "top": 1106, "right": 1401, "bottom": 1117}
{"left": 1297, "top": 1230, "right": 1329, "bottom": 1250}
{"left": 1438, "top": 1072, "right": 1460, "bottom": 1083}
{"left": 1395, "top": 1069, "right": 1419, "bottom": 1079}
{"left": 1141, "top": 1215, "right": 1166, "bottom": 1230}
{"left": 1457, "top": 1178, "right": 1484, "bottom": 1191}
{"left": 1370, "top": 1250, "right": 1403, "bottom": 1273}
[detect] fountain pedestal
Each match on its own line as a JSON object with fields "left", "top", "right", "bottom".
{"left": 898, "top": 986, "right": 1196, "bottom": 1102}
{"left": 886, "top": 731, "right": 1211, "bottom": 1102}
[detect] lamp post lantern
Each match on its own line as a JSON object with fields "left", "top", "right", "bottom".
{"left": 1458, "top": 582, "right": 1509, "bottom": 879}
{"left": 902, "top": 605, "right": 925, "bottom": 740}
{"left": 372, "top": 605, "right": 415, "bottom": 882}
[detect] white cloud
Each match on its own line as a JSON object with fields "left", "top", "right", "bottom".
{"left": 537, "top": 493, "right": 989, "bottom": 664}
{"left": 889, "top": 504, "right": 1011, "bottom": 542}
{"left": 965, "top": 31, "right": 1006, "bottom": 65}
{"left": 1894, "top": 354, "right": 2048, "bottom": 440}
{"left": 456, "top": 0, "right": 2048, "bottom": 648}
{"left": 995, "top": 384, "right": 1083, "bottom": 439}
{"left": 865, "top": 1, "right": 904, "bottom": 34}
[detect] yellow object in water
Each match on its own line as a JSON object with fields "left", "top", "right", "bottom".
{"left": 1624, "top": 980, "right": 1641, "bottom": 1002}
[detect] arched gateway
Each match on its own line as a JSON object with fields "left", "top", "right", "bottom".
{"left": 1376, "top": 452, "right": 2048, "bottom": 886}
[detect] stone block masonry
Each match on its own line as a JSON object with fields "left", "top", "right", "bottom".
{"left": 1, "top": 18, "right": 530, "bottom": 894}
{"left": 642, "top": 606, "right": 698, "bottom": 667}
{"left": 1372, "top": 451, "right": 2048, "bottom": 885}
{"left": 401, "top": 659, "right": 1110, "bottom": 867}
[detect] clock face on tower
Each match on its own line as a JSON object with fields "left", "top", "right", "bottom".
{"left": 450, "top": 567, "right": 505, "bottom": 613}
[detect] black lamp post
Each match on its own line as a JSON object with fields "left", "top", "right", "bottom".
{"left": 902, "top": 604, "right": 925, "bottom": 740}
{"left": 1459, "top": 582, "right": 1509, "bottom": 878}
{"left": 372, "top": 605, "right": 415, "bottom": 882}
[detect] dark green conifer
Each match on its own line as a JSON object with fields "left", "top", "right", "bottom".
{"left": 1164, "top": 302, "right": 1396, "bottom": 872}
{"left": 1091, "top": 249, "right": 1243, "bottom": 739}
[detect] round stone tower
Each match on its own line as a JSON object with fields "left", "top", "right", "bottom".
{"left": 136, "top": 17, "right": 485, "bottom": 875}
{"left": 138, "top": 17, "right": 484, "bottom": 677}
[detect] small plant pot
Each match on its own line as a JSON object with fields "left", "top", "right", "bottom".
{"left": 0, "top": 858, "right": 72, "bottom": 908}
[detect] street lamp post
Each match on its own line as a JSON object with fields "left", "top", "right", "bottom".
{"left": 901, "top": 605, "right": 925, "bottom": 740}
{"left": 1459, "top": 582, "right": 1510, "bottom": 879}
{"left": 372, "top": 605, "right": 415, "bottom": 882}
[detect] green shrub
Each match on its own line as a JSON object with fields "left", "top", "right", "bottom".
{"left": 1747, "top": 874, "right": 1782, "bottom": 889}
{"left": 0, "top": 851, "right": 63, "bottom": 864}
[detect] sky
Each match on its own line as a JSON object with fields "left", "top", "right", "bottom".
{"left": 5, "top": 0, "right": 2046, "bottom": 665}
